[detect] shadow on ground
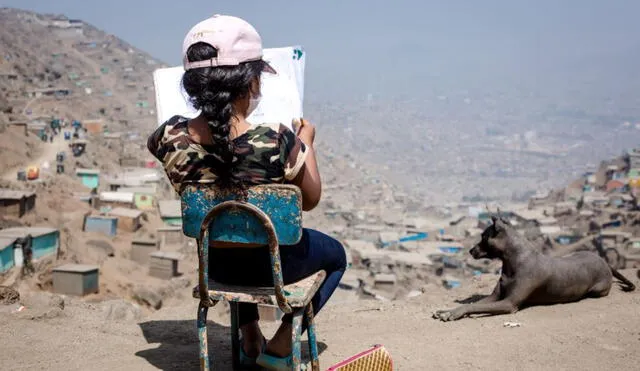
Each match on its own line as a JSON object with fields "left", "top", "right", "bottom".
{"left": 136, "top": 320, "right": 327, "bottom": 370}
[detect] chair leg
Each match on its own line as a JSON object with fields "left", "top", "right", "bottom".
{"left": 198, "top": 301, "right": 211, "bottom": 371}
{"left": 229, "top": 302, "right": 241, "bottom": 370}
{"left": 305, "top": 304, "right": 320, "bottom": 371}
{"left": 291, "top": 309, "right": 304, "bottom": 371}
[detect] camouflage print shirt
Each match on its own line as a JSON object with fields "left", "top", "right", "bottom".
{"left": 147, "top": 115, "right": 308, "bottom": 194}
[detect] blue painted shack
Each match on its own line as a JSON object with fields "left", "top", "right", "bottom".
{"left": 0, "top": 227, "right": 60, "bottom": 262}
{"left": 75, "top": 168, "right": 100, "bottom": 189}
{"left": 0, "top": 237, "right": 17, "bottom": 273}
{"left": 555, "top": 234, "right": 582, "bottom": 245}
{"left": 83, "top": 215, "right": 118, "bottom": 236}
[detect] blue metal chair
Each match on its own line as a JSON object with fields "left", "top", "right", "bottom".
{"left": 181, "top": 184, "right": 324, "bottom": 371}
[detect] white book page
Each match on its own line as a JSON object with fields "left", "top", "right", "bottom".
{"left": 153, "top": 46, "right": 305, "bottom": 131}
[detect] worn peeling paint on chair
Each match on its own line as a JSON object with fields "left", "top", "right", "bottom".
{"left": 187, "top": 184, "right": 322, "bottom": 370}
{"left": 197, "top": 303, "right": 211, "bottom": 370}
{"left": 181, "top": 185, "right": 303, "bottom": 245}
{"left": 291, "top": 310, "right": 303, "bottom": 370}
{"left": 306, "top": 303, "right": 320, "bottom": 370}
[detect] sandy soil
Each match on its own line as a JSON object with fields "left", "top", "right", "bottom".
{"left": 1, "top": 130, "right": 67, "bottom": 181}
{"left": 1, "top": 270, "right": 638, "bottom": 371}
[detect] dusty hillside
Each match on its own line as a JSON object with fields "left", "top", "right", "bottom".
{"left": 1, "top": 7, "right": 639, "bottom": 371}
{"left": 0, "top": 123, "right": 43, "bottom": 171}
{"left": 0, "top": 7, "right": 163, "bottom": 181}
{"left": 0, "top": 7, "right": 180, "bottom": 303}
{"left": 0, "top": 7, "right": 161, "bottom": 133}
{"left": 1, "top": 270, "right": 638, "bottom": 370}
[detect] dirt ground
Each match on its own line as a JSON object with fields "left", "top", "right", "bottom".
{"left": 1, "top": 129, "right": 67, "bottom": 181}
{"left": 0, "top": 270, "right": 638, "bottom": 371}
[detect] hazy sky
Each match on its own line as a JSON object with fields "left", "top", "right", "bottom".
{"left": 4, "top": 1, "right": 640, "bottom": 99}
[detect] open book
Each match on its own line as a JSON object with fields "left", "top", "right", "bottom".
{"left": 153, "top": 46, "right": 306, "bottom": 131}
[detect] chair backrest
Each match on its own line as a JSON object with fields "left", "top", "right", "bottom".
{"left": 181, "top": 184, "right": 303, "bottom": 246}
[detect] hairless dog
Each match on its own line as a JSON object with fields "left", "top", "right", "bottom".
{"left": 433, "top": 216, "right": 635, "bottom": 322}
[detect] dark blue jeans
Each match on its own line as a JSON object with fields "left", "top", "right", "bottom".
{"left": 209, "top": 228, "right": 347, "bottom": 327}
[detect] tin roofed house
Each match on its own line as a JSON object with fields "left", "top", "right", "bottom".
{"left": 107, "top": 207, "right": 143, "bottom": 232}
{"left": 606, "top": 179, "right": 627, "bottom": 193}
{"left": 158, "top": 200, "right": 182, "bottom": 226}
{"left": 0, "top": 237, "right": 17, "bottom": 273}
{"left": 83, "top": 119, "right": 103, "bottom": 134}
{"left": 0, "top": 227, "right": 60, "bottom": 264}
{"left": 117, "top": 186, "right": 156, "bottom": 210}
{"left": 156, "top": 226, "right": 184, "bottom": 247}
{"left": 75, "top": 168, "right": 100, "bottom": 189}
{"left": 0, "top": 189, "right": 36, "bottom": 218}
{"left": 83, "top": 214, "right": 118, "bottom": 236}
{"left": 105, "top": 168, "right": 162, "bottom": 191}
{"left": 98, "top": 191, "right": 135, "bottom": 210}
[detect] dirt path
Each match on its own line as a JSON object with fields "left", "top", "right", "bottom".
{"left": 1, "top": 133, "right": 68, "bottom": 181}
{"left": 0, "top": 270, "right": 638, "bottom": 370}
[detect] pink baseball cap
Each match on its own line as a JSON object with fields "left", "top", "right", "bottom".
{"left": 182, "top": 14, "right": 276, "bottom": 73}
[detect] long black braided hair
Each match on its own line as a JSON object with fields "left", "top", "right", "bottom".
{"left": 181, "top": 42, "right": 265, "bottom": 192}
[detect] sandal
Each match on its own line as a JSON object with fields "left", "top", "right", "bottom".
{"left": 255, "top": 351, "right": 293, "bottom": 371}
{"left": 239, "top": 337, "right": 267, "bottom": 367}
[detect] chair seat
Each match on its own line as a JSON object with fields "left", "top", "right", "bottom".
{"left": 193, "top": 270, "right": 326, "bottom": 308}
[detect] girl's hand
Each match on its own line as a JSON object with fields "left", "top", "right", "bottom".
{"left": 296, "top": 118, "right": 316, "bottom": 146}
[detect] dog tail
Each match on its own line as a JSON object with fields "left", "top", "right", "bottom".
{"left": 610, "top": 267, "right": 636, "bottom": 292}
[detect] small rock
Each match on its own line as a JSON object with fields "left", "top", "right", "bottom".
{"left": 406, "top": 290, "right": 422, "bottom": 298}
{"left": 13, "top": 292, "right": 65, "bottom": 320}
{"left": 49, "top": 295, "right": 65, "bottom": 310}
{"left": 101, "top": 299, "right": 142, "bottom": 321}
{"left": 503, "top": 321, "right": 521, "bottom": 328}
{"left": 0, "top": 286, "right": 20, "bottom": 305}
{"left": 133, "top": 286, "right": 163, "bottom": 310}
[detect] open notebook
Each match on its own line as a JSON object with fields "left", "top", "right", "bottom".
{"left": 153, "top": 46, "right": 306, "bottom": 131}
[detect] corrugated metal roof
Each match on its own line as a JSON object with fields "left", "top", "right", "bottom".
{"left": 538, "top": 217, "right": 558, "bottom": 226}
{"left": 156, "top": 226, "right": 182, "bottom": 232}
{"left": 100, "top": 191, "right": 134, "bottom": 203}
{"left": 86, "top": 215, "right": 117, "bottom": 220}
{"left": 158, "top": 200, "right": 181, "bottom": 218}
{"left": 0, "top": 227, "right": 58, "bottom": 238}
{"left": 53, "top": 264, "right": 99, "bottom": 273}
{"left": 540, "top": 226, "right": 564, "bottom": 235}
{"left": 513, "top": 208, "right": 546, "bottom": 222}
{"left": 104, "top": 177, "right": 145, "bottom": 187}
{"left": 132, "top": 238, "right": 157, "bottom": 245}
{"left": 150, "top": 251, "right": 182, "bottom": 260}
{"left": 108, "top": 207, "right": 143, "bottom": 218}
{"left": 105, "top": 168, "right": 162, "bottom": 186}
{"left": 0, "top": 189, "right": 36, "bottom": 199}
{"left": 600, "top": 230, "right": 632, "bottom": 238}
{"left": 117, "top": 186, "right": 156, "bottom": 195}
{"left": 609, "top": 194, "right": 634, "bottom": 201}
{"left": 583, "top": 191, "right": 607, "bottom": 199}
{"left": 27, "top": 122, "right": 46, "bottom": 129}
{"left": 76, "top": 168, "right": 100, "bottom": 175}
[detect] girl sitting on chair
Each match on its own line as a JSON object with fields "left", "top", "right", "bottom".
{"left": 147, "top": 14, "right": 347, "bottom": 370}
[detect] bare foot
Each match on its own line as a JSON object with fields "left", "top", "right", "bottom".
{"left": 240, "top": 321, "right": 264, "bottom": 357}
{"left": 265, "top": 322, "right": 292, "bottom": 357}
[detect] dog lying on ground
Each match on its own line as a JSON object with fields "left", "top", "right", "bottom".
{"left": 433, "top": 216, "right": 635, "bottom": 322}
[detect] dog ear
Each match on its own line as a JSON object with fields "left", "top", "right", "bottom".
{"left": 491, "top": 215, "right": 497, "bottom": 224}
{"left": 493, "top": 217, "right": 507, "bottom": 231}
